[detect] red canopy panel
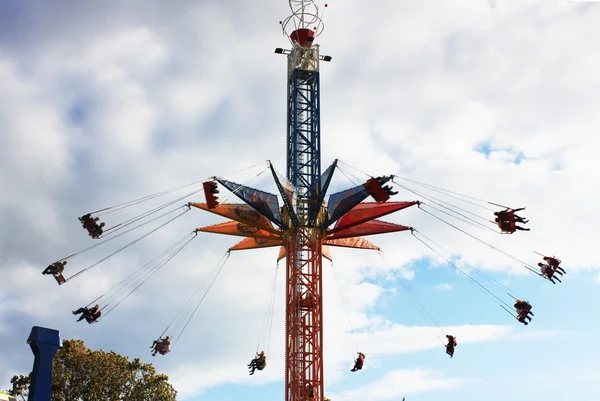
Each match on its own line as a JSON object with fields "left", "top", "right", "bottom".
{"left": 190, "top": 203, "right": 279, "bottom": 233}
{"left": 323, "top": 237, "right": 381, "bottom": 251}
{"left": 329, "top": 201, "right": 418, "bottom": 234}
{"left": 229, "top": 237, "right": 283, "bottom": 251}
{"left": 327, "top": 219, "right": 411, "bottom": 240}
{"left": 197, "top": 220, "right": 282, "bottom": 239}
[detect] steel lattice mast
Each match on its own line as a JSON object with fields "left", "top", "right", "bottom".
{"left": 280, "top": 2, "right": 326, "bottom": 399}
{"left": 284, "top": 35, "right": 324, "bottom": 401}
{"left": 192, "top": 2, "right": 418, "bottom": 400}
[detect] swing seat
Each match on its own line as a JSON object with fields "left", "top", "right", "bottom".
{"left": 53, "top": 272, "right": 66, "bottom": 285}
{"left": 516, "top": 303, "right": 532, "bottom": 320}
{"left": 364, "top": 178, "right": 391, "bottom": 203}
{"left": 256, "top": 358, "right": 267, "bottom": 370}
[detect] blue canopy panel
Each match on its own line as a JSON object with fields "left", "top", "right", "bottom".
{"left": 217, "top": 179, "right": 285, "bottom": 229}
{"left": 269, "top": 162, "right": 299, "bottom": 226}
{"left": 323, "top": 184, "right": 371, "bottom": 228}
{"left": 307, "top": 160, "right": 337, "bottom": 225}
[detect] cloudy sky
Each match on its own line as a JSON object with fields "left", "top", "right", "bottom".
{"left": 1, "top": 0, "right": 600, "bottom": 400}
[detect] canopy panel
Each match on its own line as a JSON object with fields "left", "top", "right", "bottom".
{"left": 229, "top": 237, "right": 284, "bottom": 251}
{"left": 217, "top": 179, "right": 284, "bottom": 228}
{"left": 329, "top": 201, "right": 418, "bottom": 234}
{"left": 197, "top": 221, "right": 282, "bottom": 239}
{"left": 323, "top": 237, "right": 380, "bottom": 250}
{"left": 327, "top": 219, "right": 411, "bottom": 240}
{"left": 190, "top": 203, "right": 279, "bottom": 233}
{"left": 324, "top": 184, "right": 371, "bottom": 227}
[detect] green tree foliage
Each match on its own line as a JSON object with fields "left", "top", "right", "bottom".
{"left": 9, "top": 339, "right": 177, "bottom": 401}
{"left": 9, "top": 374, "right": 30, "bottom": 400}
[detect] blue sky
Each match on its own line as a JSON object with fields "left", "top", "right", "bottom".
{"left": 1, "top": 0, "right": 600, "bottom": 400}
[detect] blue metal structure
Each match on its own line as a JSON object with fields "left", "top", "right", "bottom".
{"left": 27, "top": 326, "right": 62, "bottom": 401}
{"left": 286, "top": 50, "right": 321, "bottom": 208}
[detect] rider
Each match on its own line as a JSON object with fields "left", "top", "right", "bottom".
{"left": 445, "top": 335, "right": 457, "bottom": 358}
{"left": 73, "top": 304, "right": 102, "bottom": 324}
{"left": 494, "top": 207, "right": 530, "bottom": 233}
{"left": 248, "top": 351, "right": 267, "bottom": 375}
{"left": 79, "top": 214, "right": 105, "bottom": 238}
{"left": 350, "top": 352, "right": 365, "bottom": 372}
{"left": 494, "top": 207, "right": 528, "bottom": 224}
{"left": 79, "top": 214, "right": 94, "bottom": 225}
{"left": 151, "top": 336, "right": 171, "bottom": 356}
{"left": 42, "top": 261, "right": 67, "bottom": 275}
{"left": 383, "top": 184, "right": 398, "bottom": 196}
{"left": 538, "top": 262, "right": 562, "bottom": 284}
{"left": 495, "top": 217, "right": 530, "bottom": 233}
{"left": 543, "top": 256, "right": 566, "bottom": 274}
{"left": 90, "top": 222, "right": 106, "bottom": 239}
{"left": 514, "top": 300, "right": 533, "bottom": 325}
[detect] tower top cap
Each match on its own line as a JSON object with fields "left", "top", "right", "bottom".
{"left": 281, "top": 1, "right": 326, "bottom": 45}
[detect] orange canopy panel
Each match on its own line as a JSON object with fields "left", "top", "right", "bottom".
{"left": 277, "top": 246, "right": 287, "bottom": 262}
{"left": 197, "top": 220, "right": 283, "bottom": 239}
{"left": 327, "top": 219, "right": 411, "bottom": 240}
{"left": 276, "top": 245, "right": 332, "bottom": 262}
{"left": 190, "top": 203, "right": 279, "bottom": 233}
{"left": 330, "top": 201, "right": 418, "bottom": 234}
{"left": 323, "top": 237, "right": 381, "bottom": 251}
{"left": 229, "top": 237, "right": 283, "bottom": 251}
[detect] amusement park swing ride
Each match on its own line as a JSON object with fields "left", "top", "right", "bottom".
{"left": 42, "top": 1, "right": 567, "bottom": 400}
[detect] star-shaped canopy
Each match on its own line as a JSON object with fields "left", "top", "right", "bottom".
{"left": 191, "top": 161, "right": 418, "bottom": 262}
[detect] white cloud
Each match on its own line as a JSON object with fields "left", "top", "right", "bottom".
{"left": 328, "top": 368, "right": 464, "bottom": 401}
{"left": 435, "top": 283, "right": 453, "bottom": 291}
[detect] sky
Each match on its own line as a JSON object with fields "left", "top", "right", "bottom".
{"left": 1, "top": 0, "right": 600, "bottom": 400}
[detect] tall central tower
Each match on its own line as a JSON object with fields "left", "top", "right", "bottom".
{"left": 280, "top": 1, "right": 327, "bottom": 400}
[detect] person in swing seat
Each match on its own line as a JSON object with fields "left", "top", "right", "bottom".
{"left": 538, "top": 262, "right": 562, "bottom": 284}
{"left": 151, "top": 336, "right": 171, "bottom": 356}
{"left": 514, "top": 300, "right": 533, "bottom": 325}
{"left": 543, "top": 256, "right": 565, "bottom": 274}
{"left": 73, "top": 304, "right": 101, "bottom": 323}
{"left": 350, "top": 352, "right": 365, "bottom": 372}
{"left": 248, "top": 351, "right": 267, "bottom": 375}
{"left": 445, "top": 335, "right": 457, "bottom": 358}
{"left": 42, "top": 260, "right": 67, "bottom": 275}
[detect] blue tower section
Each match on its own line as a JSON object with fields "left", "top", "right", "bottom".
{"left": 286, "top": 44, "right": 321, "bottom": 220}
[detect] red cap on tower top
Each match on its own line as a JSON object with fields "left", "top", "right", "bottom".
{"left": 290, "top": 28, "right": 315, "bottom": 47}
